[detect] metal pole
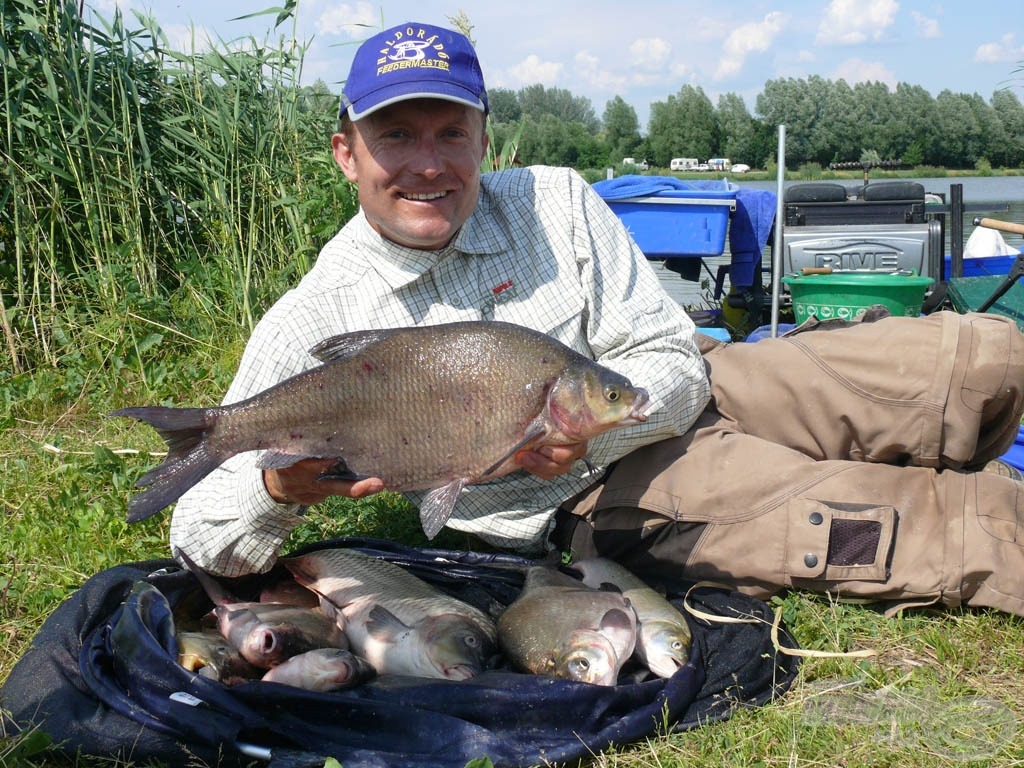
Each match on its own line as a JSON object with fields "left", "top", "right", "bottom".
{"left": 770, "top": 125, "right": 786, "bottom": 337}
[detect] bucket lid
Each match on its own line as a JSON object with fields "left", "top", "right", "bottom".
{"left": 782, "top": 271, "right": 934, "bottom": 288}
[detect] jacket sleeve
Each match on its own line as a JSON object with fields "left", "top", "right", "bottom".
{"left": 168, "top": 298, "right": 325, "bottom": 577}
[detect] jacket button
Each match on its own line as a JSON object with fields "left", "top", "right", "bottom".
{"left": 809, "top": 512, "right": 824, "bottom": 525}
{"left": 804, "top": 553, "right": 819, "bottom": 568}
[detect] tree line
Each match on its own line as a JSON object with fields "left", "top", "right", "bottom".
{"left": 485, "top": 78, "right": 1024, "bottom": 172}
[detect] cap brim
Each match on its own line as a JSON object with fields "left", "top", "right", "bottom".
{"left": 344, "top": 84, "right": 486, "bottom": 121}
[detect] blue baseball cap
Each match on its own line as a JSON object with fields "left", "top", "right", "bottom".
{"left": 340, "top": 22, "right": 488, "bottom": 121}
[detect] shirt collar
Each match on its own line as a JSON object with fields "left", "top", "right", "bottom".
{"left": 351, "top": 187, "right": 512, "bottom": 289}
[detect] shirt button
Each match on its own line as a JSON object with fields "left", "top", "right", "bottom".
{"left": 804, "top": 553, "right": 819, "bottom": 568}
{"left": 809, "top": 512, "right": 824, "bottom": 525}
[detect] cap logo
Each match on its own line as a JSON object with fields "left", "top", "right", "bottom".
{"left": 376, "top": 28, "right": 450, "bottom": 78}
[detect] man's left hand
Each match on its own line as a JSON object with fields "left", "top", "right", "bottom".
{"left": 516, "top": 442, "right": 589, "bottom": 480}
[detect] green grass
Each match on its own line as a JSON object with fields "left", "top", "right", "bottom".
{"left": 3, "top": 358, "right": 1024, "bottom": 767}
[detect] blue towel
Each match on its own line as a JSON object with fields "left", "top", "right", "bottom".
{"left": 729, "top": 188, "right": 777, "bottom": 288}
{"left": 592, "top": 174, "right": 736, "bottom": 199}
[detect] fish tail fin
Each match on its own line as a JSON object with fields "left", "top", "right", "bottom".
{"left": 112, "top": 406, "right": 225, "bottom": 522}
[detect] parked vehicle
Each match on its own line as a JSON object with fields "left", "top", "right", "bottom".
{"left": 707, "top": 158, "right": 732, "bottom": 171}
{"left": 731, "top": 163, "right": 751, "bottom": 174}
{"left": 670, "top": 158, "right": 699, "bottom": 171}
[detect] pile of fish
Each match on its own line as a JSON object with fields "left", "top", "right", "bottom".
{"left": 498, "top": 558, "right": 693, "bottom": 685}
{"left": 172, "top": 548, "right": 692, "bottom": 691}
{"left": 113, "top": 320, "right": 650, "bottom": 539}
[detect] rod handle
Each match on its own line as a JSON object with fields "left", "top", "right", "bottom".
{"left": 973, "top": 217, "right": 1024, "bottom": 236}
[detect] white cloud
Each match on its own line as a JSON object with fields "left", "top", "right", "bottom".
{"left": 715, "top": 11, "right": 787, "bottom": 80}
{"left": 832, "top": 58, "right": 897, "bottom": 89}
{"left": 315, "top": 2, "right": 379, "bottom": 38}
{"left": 507, "top": 54, "right": 564, "bottom": 87}
{"left": 975, "top": 33, "right": 1024, "bottom": 63}
{"left": 629, "top": 38, "right": 672, "bottom": 70}
{"left": 573, "top": 51, "right": 629, "bottom": 92}
{"left": 816, "top": 0, "right": 898, "bottom": 45}
{"left": 910, "top": 11, "right": 940, "bottom": 39}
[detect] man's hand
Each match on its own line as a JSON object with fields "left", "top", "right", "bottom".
{"left": 264, "top": 458, "right": 384, "bottom": 505}
{"left": 515, "top": 441, "right": 589, "bottom": 481}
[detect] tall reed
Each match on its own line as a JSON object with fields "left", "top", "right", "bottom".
{"left": 0, "top": 0, "right": 357, "bottom": 383}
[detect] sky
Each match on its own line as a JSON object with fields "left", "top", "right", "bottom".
{"left": 89, "top": 0, "right": 1024, "bottom": 128}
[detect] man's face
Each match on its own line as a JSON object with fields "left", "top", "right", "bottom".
{"left": 332, "top": 99, "right": 489, "bottom": 250}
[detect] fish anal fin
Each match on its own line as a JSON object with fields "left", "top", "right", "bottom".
{"left": 419, "top": 478, "right": 468, "bottom": 539}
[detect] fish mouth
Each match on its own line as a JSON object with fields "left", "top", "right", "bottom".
{"left": 626, "top": 388, "right": 651, "bottom": 423}
{"left": 442, "top": 662, "right": 481, "bottom": 681}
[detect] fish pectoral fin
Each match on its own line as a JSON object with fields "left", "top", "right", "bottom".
{"left": 419, "top": 478, "right": 468, "bottom": 540}
{"left": 599, "top": 607, "right": 638, "bottom": 661}
{"left": 481, "top": 423, "right": 551, "bottom": 476}
{"left": 317, "top": 458, "right": 363, "bottom": 482}
{"left": 365, "top": 605, "right": 413, "bottom": 643}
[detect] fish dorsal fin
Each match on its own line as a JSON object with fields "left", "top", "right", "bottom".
{"left": 419, "top": 478, "right": 468, "bottom": 540}
{"left": 480, "top": 422, "right": 550, "bottom": 476}
{"left": 309, "top": 329, "right": 399, "bottom": 363}
{"left": 365, "top": 604, "right": 412, "bottom": 642}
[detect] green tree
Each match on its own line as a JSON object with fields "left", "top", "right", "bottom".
{"left": 935, "top": 90, "right": 982, "bottom": 167}
{"left": 716, "top": 92, "right": 756, "bottom": 166}
{"left": 602, "top": 95, "right": 641, "bottom": 165}
{"left": 516, "top": 84, "right": 599, "bottom": 133}
{"left": 487, "top": 87, "right": 521, "bottom": 124}
{"left": 991, "top": 89, "right": 1024, "bottom": 167}
{"left": 516, "top": 113, "right": 603, "bottom": 167}
{"left": 756, "top": 77, "right": 821, "bottom": 168}
{"left": 648, "top": 85, "right": 718, "bottom": 167}
{"left": 889, "top": 83, "right": 942, "bottom": 166}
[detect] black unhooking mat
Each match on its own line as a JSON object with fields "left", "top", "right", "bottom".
{"left": 1, "top": 538, "right": 800, "bottom": 768}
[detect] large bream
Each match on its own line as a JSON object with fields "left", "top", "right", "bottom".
{"left": 115, "top": 320, "right": 650, "bottom": 537}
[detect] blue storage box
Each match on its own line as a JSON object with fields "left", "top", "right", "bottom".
{"left": 595, "top": 178, "right": 738, "bottom": 258}
{"left": 943, "top": 251, "right": 1022, "bottom": 279}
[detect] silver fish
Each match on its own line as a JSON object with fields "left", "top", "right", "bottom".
{"left": 178, "top": 550, "right": 349, "bottom": 669}
{"left": 261, "top": 648, "right": 376, "bottom": 692}
{"left": 571, "top": 557, "right": 692, "bottom": 678}
{"left": 284, "top": 548, "right": 497, "bottom": 680}
{"left": 113, "top": 321, "right": 650, "bottom": 537}
{"left": 497, "top": 565, "right": 636, "bottom": 686}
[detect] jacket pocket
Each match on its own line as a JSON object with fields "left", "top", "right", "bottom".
{"left": 787, "top": 499, "right": 897, "bottom": 584}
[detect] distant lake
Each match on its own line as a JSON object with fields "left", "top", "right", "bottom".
{"left": 652, "top": 175, "right": 1024, "bottom": 308}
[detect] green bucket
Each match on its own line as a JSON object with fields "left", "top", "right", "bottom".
{"left": 781, "top": 271, "right": 935, "bottom": 323}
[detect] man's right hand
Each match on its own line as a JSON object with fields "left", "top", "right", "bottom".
{"left": 263, "top": 458, "right": 385, "bottom": 506}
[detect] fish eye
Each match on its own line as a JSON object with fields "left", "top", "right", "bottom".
{"left": 464, "top": 634, "right": 479, "bottom": 648}
{"left": 604, "top": 385, "right": 621, "bottom": 402}
{"left": 671, "top": 640, "right": 684, "bottom": 651}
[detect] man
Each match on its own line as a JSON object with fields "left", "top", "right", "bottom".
{"left": 170, "top": 22, "right": 1024, "bottom": 618}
